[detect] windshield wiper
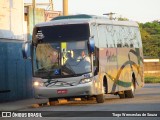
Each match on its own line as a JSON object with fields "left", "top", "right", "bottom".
{"left": 62, "top": 63, "right": 76, "bottom": 74}
{"left": 44, "top": 79, "right": 75, "bottom": 87}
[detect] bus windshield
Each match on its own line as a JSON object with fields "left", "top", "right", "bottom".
{"left": 33, "top": 40, "right": 91, "bottom": 78}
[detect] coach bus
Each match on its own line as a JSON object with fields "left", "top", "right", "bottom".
{"left": 22, "top": 14, "right": 144, "bottom": 104}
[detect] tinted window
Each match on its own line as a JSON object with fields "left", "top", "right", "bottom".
{"left": 33, "top": 24, "right": 90, "bottom": 44}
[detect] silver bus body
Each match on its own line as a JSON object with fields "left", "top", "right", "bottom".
{"left": 30, "top": 15, "right": 144, "bottom": 103}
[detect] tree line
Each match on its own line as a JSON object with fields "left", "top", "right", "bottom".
{"left": 139, "top": 21, "right": 160, "bottom": 58}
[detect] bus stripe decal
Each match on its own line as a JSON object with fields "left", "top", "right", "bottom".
{"left": 106, "top": 60, "right": 142, "bottom": 89}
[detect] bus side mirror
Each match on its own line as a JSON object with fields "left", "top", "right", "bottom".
{"left": 89, "top": 37, "right": 95, "bottom": 53}
{"left": 22, "top": 41, "right": 31, "bottom": 59}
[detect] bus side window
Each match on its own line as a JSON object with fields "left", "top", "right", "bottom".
{"left": 130, "top": 43, "right": 134, "bottom": 48}
{"left": 124, "top": 43, "right": 129, "bottom": 47}
{"left": 117, "top": 43, "right": 122, "bottom": 48}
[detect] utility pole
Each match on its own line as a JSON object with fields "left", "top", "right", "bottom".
{"left": 63, "top": 0, "right": 68, "bottom": 16}
{"left": 32, "top": 0, "right": 36, "bottom": 26}
{"left": 49, "top": 0, "right": 54, "bottom": 11}
{"left": 103, "top": 12, "right": 116, "bottom": 20}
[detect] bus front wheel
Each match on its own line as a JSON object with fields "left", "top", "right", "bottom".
{"left": 95, "top": 94, "right": 105, "bottom": 103}
{"left": 49, "top": 98, "right": 58, "bottom": 106}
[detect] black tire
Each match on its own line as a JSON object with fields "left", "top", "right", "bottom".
{"left": 49, "top": 98, "right": 58, "bottom": 106}
{"left": 125, "top": 90, "right": 134, "bottom": 98}
{"left": 81, "top": 97, "right": 87, "bottom": 101}
{"left": 87, "top": 96, "right": 95, "bottom": 100}
{"left": 125, "top": 83, "right": 135, "bottom": 98}
{"left": 118, "top": 92, "right": 126, "bottom": 99}
{"left": 96, "top": 94, "right": 105, "bottom": 103}
{"left": 103, "top": 77, "right": 108, "bottom": 94}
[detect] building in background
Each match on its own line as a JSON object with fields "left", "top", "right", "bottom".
{"left": 0, "top": 0, "right": 62, "bottom": 41}
{"left": 24, "top": 5, "right": 45, "bottom": 40}
{"left": 0, "top": 0, "right": 62, "bottom": 102}
{"left": 144, "top": 58, "right": 160, "bottom": 77}
{"left": 0, "top": 0, "right": 32, "bottom": 102}
{"left": 0, "top": 0, "right": 26, "bottom": 40}
{"left": 24, "top": 3, "right": 62, "bottom": 40}
{"left": 45, "top": 10, "right": 62, "bottom": 21}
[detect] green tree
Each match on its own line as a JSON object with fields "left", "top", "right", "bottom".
{"left": 139, "top": 23, "right": 151, "bottom": 41}
{"left": 140, "top": 21, "right": 160, "bottom": 58}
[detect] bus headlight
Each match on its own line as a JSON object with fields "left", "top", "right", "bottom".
{"left": 80, "top": 78, "right": 92, "bottom": 84}
{"left": 33, "top": 81, "right": 44, "bottom": 87}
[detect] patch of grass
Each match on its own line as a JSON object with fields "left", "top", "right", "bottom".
{"left": 145, "top": 76, "right": 160, "bottom": 83}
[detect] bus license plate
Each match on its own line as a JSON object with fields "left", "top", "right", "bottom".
{"left": 57, "top": 89, "right": 67, "bottom": 94}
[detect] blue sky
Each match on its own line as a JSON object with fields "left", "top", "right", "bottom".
{"left": 25, "top": 0, "right": 160, "bottom": 23}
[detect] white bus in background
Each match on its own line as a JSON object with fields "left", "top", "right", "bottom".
{"left": 23, "top": 14, "right": 144, "bottom": 104}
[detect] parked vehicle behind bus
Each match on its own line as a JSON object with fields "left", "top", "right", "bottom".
{"left": 22, "top": 14, "right": 144, "bottom": 104}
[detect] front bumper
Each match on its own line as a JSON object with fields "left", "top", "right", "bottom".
{"left": 34, "top": 82, "right": 95, "bottom": 99}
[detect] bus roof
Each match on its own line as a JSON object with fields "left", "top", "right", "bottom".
{"left": 35, "top": 14, "right": 139, "bottom": 28}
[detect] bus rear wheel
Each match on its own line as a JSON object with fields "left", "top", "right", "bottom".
{"left": 125, "top": 83, "right": 135, "bottom": 98}
{"left": 118, "top": 91, "right": 125, "bottom": 99}
{"left": 125, "top": 79, "right": 135, "bottom": 98}
{"left": 96, "top": 94, "right": 105, "bottom": 103}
